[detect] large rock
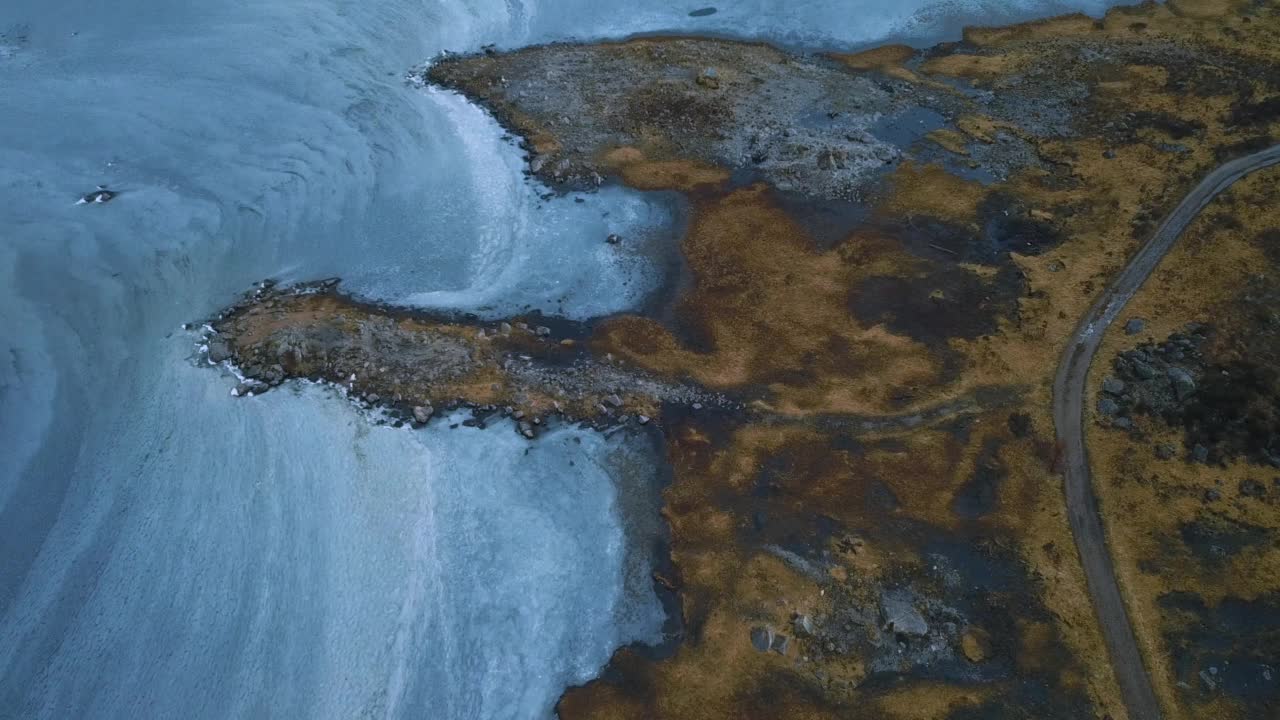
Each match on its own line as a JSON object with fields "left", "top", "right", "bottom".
{"left": 770, "top": 633, "right": 789, "bottom": 655}
{"left": 259, "top": 364, "right": 286, "bottom": 386}
{"left": 1167, "top": 367, "right": 1196, "bottom": 401}
{"left": 232, "top": 380, "right": 269, "bottom": 397}
{"left": 207, "top": 337, "right": 233, "bottom": 363}
{"left": 1097, "top": 397, "right": 1120, "bottom": 416}
{"left": 880, "top": 592, "right": 928, "bottom": 636}
{"left": 1130, "top": 359, "right": 1157, "bottom": 380}
{"left": 750, "top": 626, "right": 773, "bottom": 652}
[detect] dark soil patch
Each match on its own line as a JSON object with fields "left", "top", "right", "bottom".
{"left": 849, "top": 263, "right": 1025, "bottom": 348}
{"left": 1182, "top": 360, "right": 1280, "bottom": 466}
{"left": 876, "top": 196, "right": 1063, "bottom": 267}
{"left": 1178, "top": 511, "right": 1272, "bottom": 566}
{"left": 951, "top": 439, "right": 1006, "bottom": 519}
{"left": 1257, "top": 229, "right": 1280, "bottom": 266}
{"left": 1159, "top": 591, "right": 1280, "bottom": 716}
{"left": 1228, "top": 95, "right": 1280, "bottom": 128}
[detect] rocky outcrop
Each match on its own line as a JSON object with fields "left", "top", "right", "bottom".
{"left": 202, "top": 282, "right": 727, "bottom": 433}
{"left": 422, "top": 37, "right": 957, "bottom": 199}
{"left": 1104, "top": 321, "right": 1280, "bottom": 467}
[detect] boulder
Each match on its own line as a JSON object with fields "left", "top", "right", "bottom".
{"left": 207, "top": 338, "right": 233, "bottom": 363}
{"left": 770, "top": 633, "right": 790, "bottom": 655}
{"left": 750, "top": 626, "right": 773, "bottom": 652}
{"left": 1130, "top": 359, "right": 1157, "bottom": 380}
{"left": 1167, "top": 367, "right": 1196, "bottom": 401}
{"left": 816, "top": 148, "right": 848, "bottom": 171}
{"left": 793, "top": 613, "right": 815, "bottom": 636}
{"left": 232, "top": 380, "right": 269, "bottom": 397}
{"left": 1124, "top": 317, "right": 1146, "bottom": 335}
{"left": 413, "top": 405, "right": 434, "bottom": 424}
{"left": 1102, "top": 377, "right": 1126, "bottom": 395}
{"left": 259, "top": 364, "right": 286, "bottom": 386}
{"left": 880, "top": 593, "right": 928, "bottom": 636}
{"left": 1097, "top": 397, "right": 1120, "bottom": 416}
{"left": 1239, "top": 479, "right": 1266, "bottom": 498}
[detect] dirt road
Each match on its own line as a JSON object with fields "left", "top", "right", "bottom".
{"left": 1052, "top": 145, "right": 1280, "bottom": 720}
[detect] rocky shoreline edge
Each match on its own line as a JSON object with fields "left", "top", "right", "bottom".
{"left": 190, "top": 278, "right": 741, "bottom": 439}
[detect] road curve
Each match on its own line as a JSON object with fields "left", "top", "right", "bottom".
{"left": 1052, "top": 144, "right": 1280, "bottom": 720}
